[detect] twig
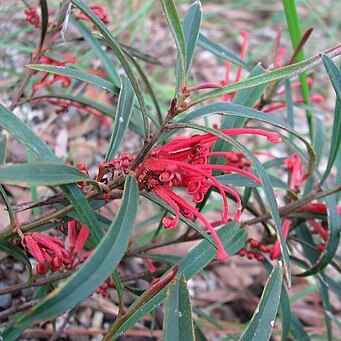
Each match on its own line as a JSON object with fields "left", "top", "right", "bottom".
{"left": 243, "top": 185, "right": 341, "bottom": 226}
{"left": 0, "top": 299, "right": 41, "bottom": 321}
{"left": 0, "top": 266, "right": 167, "bottom": 297}
{"left": 0, "top": 271, "right": 72, "bottom": 296}
{"left": 9, "top": 1, "right": 70, "bottom": 111}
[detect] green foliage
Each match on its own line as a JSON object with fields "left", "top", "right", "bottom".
{"left": 0, "top": 0, "right": 340, "bottom": 340}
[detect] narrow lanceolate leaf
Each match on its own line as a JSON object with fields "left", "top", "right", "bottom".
{"left": 27, "top": 64, "right": 119, "bottom": 93}
{"left": 322, "top": 55, "right": 341, "bottom": 104}
{"left": 0, "top": 185, "right": 16, "bottom": 226}
{"left": 240, "top": 266, "right": 282, "bottom": 341}
{"left": 185, "top": 43, "right": 341, "bottom": 108}
{"left": 0, "top": 239, "right": 33, "bottom": 283}
{"left": 71, "top": 17, "right": 120, "bottom": 86}
{"left": 182, "top": 1, "right": 202, "bottom": 75}
{"left": 282, "top": 0, "right": 312, "bottom": 135}
{"left": 0, "top": 103, "right": 104, "bottom": 245}
{"left": 321, "top": 55, "right": 341, "bottom": 183}
{"left": 0, "top": 133, "right": 7, "bottom": 165}
{"left": 164, "top": 275, "right": 195, "bottom": 341}
{"left": 110, "top": 223, "right": 247, "bottom": 338}
{"left": 0, "top": 163, "right": 94, "bottom": 186}
{"left": 217, "top": 173, "right": 288, "bottom": 190}
{"left": 161, "top": 0, "right": 187, "bottom": 91}
{"left": 38, "top": 0, "right": 48, "bottom": 54}
{"left": 26, "top": 94, "right": 116, "bottom": 119}
{"left": 106, "top": 76, "right": 135, "bottom": 161}
{"left": 2, "top": 176, "right": 139, "bottom": 340}
{"left": 198, "top": 33, "right": 251, "bottom": 71}
{"left": 70, "top": 0, "right": 149, "bottom": 137}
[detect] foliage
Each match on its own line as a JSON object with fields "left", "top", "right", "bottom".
{"left": 0, "top": 0, "right": 340, "bottom": 339}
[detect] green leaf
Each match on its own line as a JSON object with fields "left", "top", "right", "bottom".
{"left": 0, "top": 133, "right": 7, "bottom": 165}
{"left": 164, "top": 275, "right": 195, "bottom": 341}
{"left": 317, "top": 277, "right": 333, "bottom": 339}
{"left": 122, "top": 49, "right": 163, "bottom": 126}
{"left": 0, "top": 184, "right": 16, "bottom": 226}
{"left": 2, "top": 176, "right": 139, "bottom": 340}
{"left": 0, "top": 163, "right": 94, "bottom": 186}
{"left": 217, "top": 174, "right": 288, "bottom": 190}
{"left": 198, "top": 33, "right": 251, "bottom": 71}
{"left": 71, "top": 17, "right": 120, "bottom": 86}
{"left": 182, "top": 1, "right": 202, "bottom": 75}
{"left": 0, "top": 239, "right": 33, "bottom": 283}
{"left": 185, "top": 43, "right": 341, "bottom": 108}
{"left": 289, "top": 314, "right": 310, "bottom": 340}
{"left": 105, "top": 76, "right": 135, "bottom": 161}
{"left": 70, "top": 0, "right": 149, "bottom": 137}
{"left": 25, "top": 94, "right": 116, "bottom": 120}
{"left": 110, "top": 222, "right": 247, "bottom": 338}
{"left": 38, "top": 0, "right": 48, "bottom": 54}
{"left": 321, "top": 55, "right": 341, "bottom": 183}
{"left": 240, "top": 265, "right": 282, "bottom": 341}
{"left": 27, "top": 64, "right": 119, "bottom": 93}
{"left": 282, "top": 0, "right": 312, "bottom": 136}
{"left": 161, "top": 0, "right": 187, "bottom": 91}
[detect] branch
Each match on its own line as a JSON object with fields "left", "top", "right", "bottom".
{"left": 243, "top": 185, "right": 341, "bottom": 226}
{"left": 0, "top": 299, "right": 41, "bottom": 321}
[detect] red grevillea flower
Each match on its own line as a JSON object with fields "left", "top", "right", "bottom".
{"left": 270, "top": 153, "right": 307, "bottom": 259}
{"left": 270, "top": 153, "right": 339, "bottom": 260}
{"left": 22, "top": 232, "right": 71, "bottom": 274}
{"left": 22, "top": 220, "right": 91, "bottom": 274}
{"left": 99, "top": 128, "right": 281, "bottom": 261}
{"left": 25, "top": 7, "right": 40, "bottom": 28}
{"left": 66, "top": 219, "right": 92, "bottom": 268}
{"left": 295, "top": 203, "right": 341, "bottom": 215}
{"left": 32, "top": 54, "right": 78, "bottom": 95}
{"left": 75, "top": 5, "right": 110, "bottom": 26}
{"left": 31, "top": 97, "right": 110, "bottom": 125}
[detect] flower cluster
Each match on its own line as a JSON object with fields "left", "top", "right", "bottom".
{"left": 181, "top": 30, "right": 324, "bottom": 113}
{"left": 22, "top": 220, "right": 90, "bottom": 275}
{"left": 269, "top": 153, "right": 341, "bottom": 259}
{"left": 32, "top": 54, "right": 78, "bottom": 96}
{"left": 22, "top": 232, "right": 71, "bottom": 274}
{"left": 98, "top": 128, "right": 282, "bottom": 261}
{"left": 24, "top": 7, "right": 40, "bottom": 28}
{"left": 31, "top": 97, "right": 110, "bottom": 125}
{"left": 75, "top": 5, "right": 110, "bottom": 27}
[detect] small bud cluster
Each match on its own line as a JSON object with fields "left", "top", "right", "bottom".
{"left": 25, "top": 7, "right": 40, "bottom": 28}
{"left": 238, "top": 238, "right": 272, "bottom": 263}
{"left": 95, "top": 278, "right": 115, "bottom": 297}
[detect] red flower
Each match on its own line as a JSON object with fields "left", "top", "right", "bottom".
{"left": 21, "top": 219, "right": 92, "bottom": 274}
{"left": 75, "top": 5, "right": 110, "bottom": 27}
{"left": 25, "top": 7, "right": 40, "bottom": 28}
{"left": 99, "top": 128, "right": 281, "bottom": 261}
{"left": 22, "top": 232, "right": 71, "bottom": 274}
{"left": 32, "top": 54, "right": 78, "bottom": 96}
